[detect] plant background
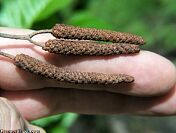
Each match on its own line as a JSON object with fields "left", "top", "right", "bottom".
{"left": 0, "top": 0, "right": 176, "bottom": 132}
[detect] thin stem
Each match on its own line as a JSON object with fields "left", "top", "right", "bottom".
{"left": 28, "top": 29, "right": 52, "bottom": 38}
{"left": 0, "top": 29, "right": 52, "bottom": 47}
{"left": 0, "top": 33, "right": 28, "bottom": 40}
{"left": 0, "top": 51, "right": 14, "bottom": 60}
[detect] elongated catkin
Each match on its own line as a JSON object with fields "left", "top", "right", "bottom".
{"left": 52, "top": 24, "right": 145, "bottom": 45}
{"left": 14, "top": 54, "right": 134, "bottom": 85}
{"left": 43, "top": 39, "right": 140, "bottom": 55}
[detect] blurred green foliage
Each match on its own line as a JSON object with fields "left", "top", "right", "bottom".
{"left": 0, "top": 0, "right": 176, "bottom": 132}
{"left": 1, "top": 0, "right": 176, "bottom": 57}
{"left": 0, "top": 0, "right": 71, "bottom": 28}
{"left": 32, "top": 113, "right": 78, "bottom": 133}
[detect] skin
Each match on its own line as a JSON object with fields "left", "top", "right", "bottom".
{"left": 0, "top": 28, "right": 176, "bottom": 129}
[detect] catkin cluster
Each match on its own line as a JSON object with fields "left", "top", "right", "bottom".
{"left": 0, "top": 24, "right": 146, "bottom": 86}
{"left": 41, "top": 24, "right": 145, "bottom": 56}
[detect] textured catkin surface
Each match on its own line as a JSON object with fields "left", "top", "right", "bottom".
{"left": 52, "top": 24, "right": 145, "bottom": 45}
{"left": 43, "top": 39, "right": 140, "bottom": 55}
{"left": 14, "top": 54, "right": 134, "bottom": 85}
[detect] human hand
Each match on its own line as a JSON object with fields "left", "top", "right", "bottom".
{"left": 0, "top": 27, "right": 175, "bottom": 122}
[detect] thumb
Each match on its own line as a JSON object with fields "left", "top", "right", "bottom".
{"left": 0, "top": 97, "right": 45, "bottom": 133}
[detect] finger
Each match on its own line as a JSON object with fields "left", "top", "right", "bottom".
{"left": 1, "top": 85, "right": 176, "bottom": 120}
{"left": 0, "top": 28, "right": 175, "bottom": 96}
{"left": 0, "top": 97, "right": 24, "bottom": 130}
{"left": 145, "top": 84, "right": 176, "bottom": 116}
{"left": 0, "top": 97, "right": 45, "bottom": 132}
{"left": 49, "top": 51, "right": 176, "bottom": 96}
{"left": 0, "top": 97, "right": 46, "bottom": 132}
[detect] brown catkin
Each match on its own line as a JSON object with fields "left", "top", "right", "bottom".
{"left": 52, "top": 24, "right": 145, "bottom": 45}
{"left": 43, "top": 39, "right": 140, "bottom": 56}
{"left": 14, "top": 54, "right": 134, "bottom": 85}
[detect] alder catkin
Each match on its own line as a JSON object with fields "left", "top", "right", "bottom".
{"left": 43, "top": 39, "right": 140, "bottom": 55}
{"left": 14, "top": 54, "right": 134, "bottom": 85}
{"left": 52, "top": 24, "right": 145, "bottom": 45}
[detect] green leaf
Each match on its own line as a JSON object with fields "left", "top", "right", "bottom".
{"left": 31, "top": 113, "right": 78, "bottom": 133}
{"left": 0, "top": 0, "right": 72, "bottom": 28}
{"left": 36, "top": 0, "right": 71, "bottom": 21}
{"left": 49, "top": 113, "right": 78, "bottom": 133}
{"left": 31, "top": 114, "right": 63, "bottom": 128}
{"left": 50, "top": 126, "right": 67, "bottom": 133}
{"left": 60, "top": 113, "right": 78, "bottom": 128}
{"left": 67, "top": 11, "right": 113, "bottom": 30}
